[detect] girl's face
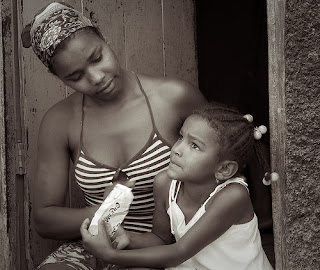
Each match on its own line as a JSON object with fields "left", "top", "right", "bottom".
{"left": 167, "top": 115, "right": 221, "bottom": 184}
{"left": 51, "top": 30, "right": 122, "bottom": 101}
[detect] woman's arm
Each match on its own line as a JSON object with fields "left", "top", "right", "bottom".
{"left": 81, "top": 182, "right": 252, "bottom": 268}
{"left": 33, "top": 102, "right": 98, "bottom": 240}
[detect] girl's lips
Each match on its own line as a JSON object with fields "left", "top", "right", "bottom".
{"left": 169, "top": 160, "right": 181, "bottom": 169}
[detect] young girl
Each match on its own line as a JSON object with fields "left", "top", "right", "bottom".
{"left": 80, "top": 102, "right": 275, "bottom": 270}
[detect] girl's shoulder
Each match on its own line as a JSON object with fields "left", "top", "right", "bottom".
{"left": 207, "top": 181, "right": 254, "bottom": 224}
{"left": 213, "top": 181, "right": 250, "bottom": 204}
{"left": 153, "top": 171, "right": 172, "bottom": 207}
{"left": 153, "top": 170, "right": 172, "bottom": 193}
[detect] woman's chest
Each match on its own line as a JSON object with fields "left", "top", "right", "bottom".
{"left": 82, "top": 105, "right": 155, "bottom": 167}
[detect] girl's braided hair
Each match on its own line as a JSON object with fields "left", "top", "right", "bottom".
{"left": 192, "top": 102, "right": 259, "bottom": 174}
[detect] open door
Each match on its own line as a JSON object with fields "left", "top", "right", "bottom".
{"left": 195, "top": 0, "right": 275, "bottom": 266}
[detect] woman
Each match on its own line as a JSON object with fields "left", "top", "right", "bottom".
{"left": 22, "top": 2, "right": 207, "bottom": 269}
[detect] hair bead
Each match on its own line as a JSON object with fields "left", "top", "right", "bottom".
{"left": 262, "top": 172, "right": 279, "bottom": 186}
{"left": 258, "top": 125, "right": 267, "bottom": 134}
{"left": 254, "top": 125, "right": 267, "bottom": 140}
{"left": 243, "top": 114, "right": 253, "bottom": 123}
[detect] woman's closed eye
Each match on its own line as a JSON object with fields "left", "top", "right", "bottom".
{"left": 70, "top": 73, "right": 84, "bottom": 82}
{"left": 92, "top": 54, "right": 102, "bottom": 63}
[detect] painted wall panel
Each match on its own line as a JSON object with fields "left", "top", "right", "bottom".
{"left": 123, "top": 0, "right": 163, "bottom": 75}
{"left": 163, "top": 0, "right": 198, "bottom": 85}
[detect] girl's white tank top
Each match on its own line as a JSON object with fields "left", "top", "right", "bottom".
{"left": 166, "top": 177, "right": 274, "bottom": 270}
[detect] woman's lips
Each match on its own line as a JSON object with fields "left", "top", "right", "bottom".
{"left": 98, "top": 77, "right": 114, "bottom": 94}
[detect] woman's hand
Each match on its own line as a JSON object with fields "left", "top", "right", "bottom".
{"left": 80, "top": 218, "right": 116, "bottom": 261}
{"left": 110, "top": 225, "right": 130, "bottom": 250}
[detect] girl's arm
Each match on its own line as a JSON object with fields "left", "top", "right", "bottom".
{"left": 126, "top": 172, "right": 173, "bottom": 249}
{"left": 81, "top": 182, "right": 252, "bottom": 268}
{"left": 33, "top": 102, "right": 98, "bottom": 240}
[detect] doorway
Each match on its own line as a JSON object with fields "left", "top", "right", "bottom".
{"left": 195, "top": 0, "right": 274, "bottom": 266}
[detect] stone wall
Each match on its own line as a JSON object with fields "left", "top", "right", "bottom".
{"left": 284, "top": 0, "right": 320, "bottom": 268}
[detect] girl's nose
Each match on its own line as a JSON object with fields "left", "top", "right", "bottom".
{"left": 88, "top": 67, "right": 104, "bottom": 85}
{"left": 172, "top": 141, "right": 182, "bottom": 157}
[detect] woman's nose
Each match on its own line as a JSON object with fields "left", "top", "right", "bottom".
{"left": 88, "top": 67, "right": 104, "bottom": 85}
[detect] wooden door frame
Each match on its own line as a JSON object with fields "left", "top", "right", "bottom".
{"left": 0, "top": 0, "right": 31, "bottom": 269}
{"left": 0, "top": 1, "right": 11, "bottom": 267}
{"left": 266, "top": 0, "right": 286, "bottom": 269}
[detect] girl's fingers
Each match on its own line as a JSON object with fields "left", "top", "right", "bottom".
{"left": 103, "top": 185, "right": 114, "bottom": 199}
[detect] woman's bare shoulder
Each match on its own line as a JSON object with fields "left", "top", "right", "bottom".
{"left": 138, "top": 73, "right": 207, "bottom": 118}
{"left": 139, "top": 73, "right": 203, "bottom": 100}
{"left": 134, "top": 73, "right": 207, "bottom": 145}
{"left": 38, "top": 92, "right": 83, "bottom": 147}
{"left": 40, "top": 92, "right": 82, "bottom": 126}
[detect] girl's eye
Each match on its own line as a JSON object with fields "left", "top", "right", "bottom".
{"left": 190, "top": 142, "right": 200, "bottom": 150}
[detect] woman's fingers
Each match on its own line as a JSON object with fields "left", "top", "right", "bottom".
{"left": 110, "top": 225, "right": 130, "bottom": 249}
{"left": 80, "top": 218, "right": 91, "bottom": 238}
{"left": 98, "top": 218, "right": 112, "bottom": 240}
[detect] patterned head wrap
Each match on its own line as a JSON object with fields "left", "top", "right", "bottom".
{"left": 29, "top": 2, "right": 93, "bottom": 67}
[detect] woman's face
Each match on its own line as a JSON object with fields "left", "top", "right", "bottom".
{"left": 51, "top": 30, "right": 122, "bottom": 100}
{"left": 167, "top": 115, "right": 221, "bottom": 184}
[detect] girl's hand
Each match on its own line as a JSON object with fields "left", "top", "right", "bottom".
{"left": 80, "top": 218, "right": 115, "bottom": 261}
{"left": 103, "top": 185, "right": 114, "bottom": 200}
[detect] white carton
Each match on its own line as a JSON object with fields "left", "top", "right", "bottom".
{"left": 88, "top": 183, "right": 134, "bottom": 236}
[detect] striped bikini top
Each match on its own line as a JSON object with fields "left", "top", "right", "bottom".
{"left": 74, "top": 73, "right": 171, "bottom": 233}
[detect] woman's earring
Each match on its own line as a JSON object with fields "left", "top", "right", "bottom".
{"left": 216, "top": 178, "right": 220, "bottom": 184}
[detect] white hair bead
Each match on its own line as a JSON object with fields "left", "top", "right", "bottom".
{"left": 262, "top": 178, "right": 272, "bottom": 186}
{"left": 254, "top": 129, "right": 262, "bottom": 140}
{"left": 243, "top": 114, "right": 253, "bottom": 123}
{"left": 262, "top": 172, "right": 279, "bottom": 185}
{"left": 258, "top": 125, "right": 267, "bottom": 134}
{"left": 271, "top": 172, "right": 279, "bottom": 182}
